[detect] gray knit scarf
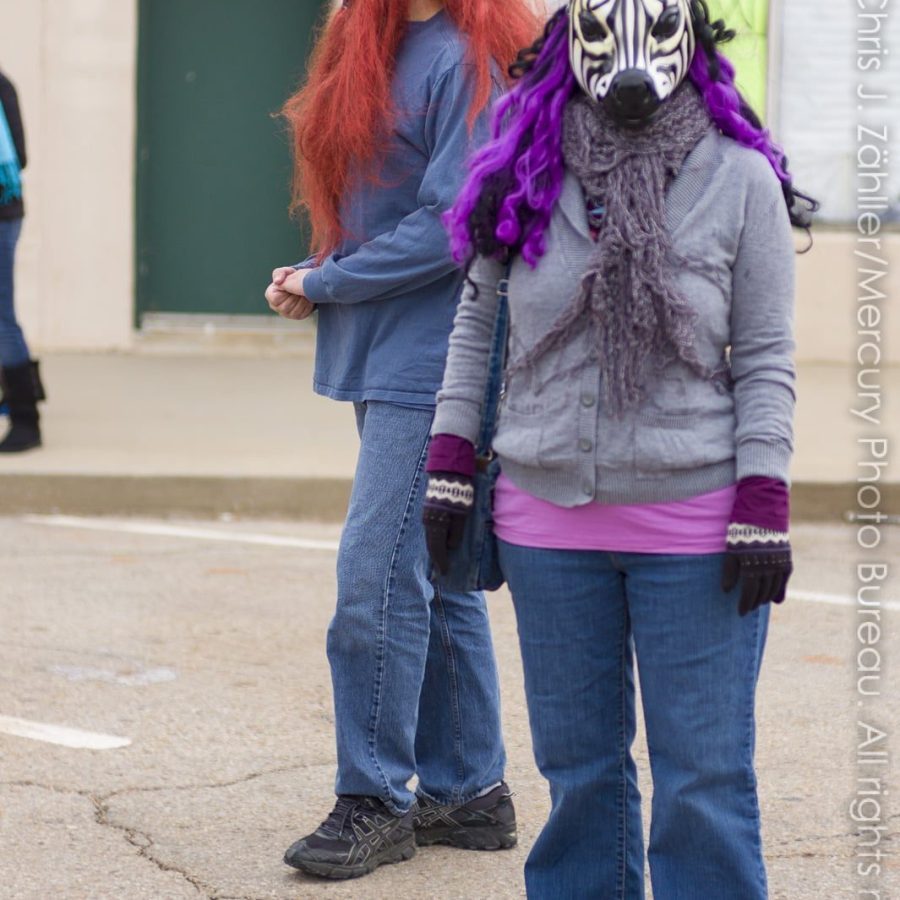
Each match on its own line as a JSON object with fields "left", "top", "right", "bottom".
{"left": 511, "top": 83, "right": 714, "bottom": 416}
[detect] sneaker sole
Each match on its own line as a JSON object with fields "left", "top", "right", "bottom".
{"left": 285, "top": 836, "right": 416, "bottom": 880}
{"left": 415, "top": 825, "right": 517, "bottom": 851}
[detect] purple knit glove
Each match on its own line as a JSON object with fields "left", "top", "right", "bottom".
{"left": 422, "top": 435, "right": 476, "bottom": 576}
{"left": 722, "top": 476, "right": 793, "bottom": 616}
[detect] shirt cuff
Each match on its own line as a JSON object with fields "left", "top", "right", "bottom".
{"left": 301, "top": 266, "right": 331, "bottom": 304}
{"left": 431, "top": 398, "right": 483, "bottom": 447}
{"left": 736, "top": 439, "right": 793, "bottom": 487}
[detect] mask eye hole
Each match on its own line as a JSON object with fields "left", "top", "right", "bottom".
{"left": 651, "top": 7, "right": 681, "bottom": 40}
{"left": 579, "top": 10, "right": 609, "bottom": 43}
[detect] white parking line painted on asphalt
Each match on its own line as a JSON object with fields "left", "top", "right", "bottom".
{"left": 18, "top": 516, "right": 900, "bottom": 610}
{"left": 22, "top": 515, "right": 341, "bottom": 552}
{"left": 788, "top": 589, "right": 900, "bottom": 612}
{"left": 0, "top": 715, "right": 131, "bottom": 750}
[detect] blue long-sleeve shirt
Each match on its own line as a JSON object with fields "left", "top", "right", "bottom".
{"left": 300, "top": 11, "right": 500, "bottom": 407}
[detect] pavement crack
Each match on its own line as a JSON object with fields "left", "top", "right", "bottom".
{"left": 3, "top": 760, "right": 326, "bottom": 805}
{"left": 102, "top": 760, "right": 325, "bottom": 802}
{"left": 38, "top": 763, "right": 323, "bottom": 900}
{"left": 0, "top": 779, "right": 95, "bottom": 797}
{"left": 765, "top": 819, "right": 899, "bottom": 858}
{"left": 1, "top": 780, "right": 215, "bottom": 896}
{"left": 92, "top": 793, "right": 213, "bottom": 898}
{"left": 212, "top": 895, "right": 269, "bottom": 900}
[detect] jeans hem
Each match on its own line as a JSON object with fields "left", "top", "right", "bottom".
{"left": 382, "top": 797, "right": 414, "bottom": 817}
{"left": 414, "top": 778, "right": 506, "bottom": 808}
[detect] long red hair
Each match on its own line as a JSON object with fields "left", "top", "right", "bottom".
{"left": 283, "top": 0, "right": 543, "bottom": 257}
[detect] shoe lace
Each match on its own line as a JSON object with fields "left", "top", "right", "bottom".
{"left": 318, "top": 796, "right": 361, "bottom": 838}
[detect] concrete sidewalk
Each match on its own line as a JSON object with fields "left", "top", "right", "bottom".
{"left": 0, "top": 353, "right": 896, "bottom": 520}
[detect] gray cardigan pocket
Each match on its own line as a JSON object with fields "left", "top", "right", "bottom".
{"left": 634, "top": 409, "right": 736, "bottom": 472}
{"left": 493, "top": 405, "right": 542, "bottom": 468}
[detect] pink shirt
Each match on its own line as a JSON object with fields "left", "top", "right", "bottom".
{"left": 493, "top": 473, "right": 736, "bottom": 554}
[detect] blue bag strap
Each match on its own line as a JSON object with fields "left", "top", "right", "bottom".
{"left": 475, "top": 263, "right": 512, "bottom": 458}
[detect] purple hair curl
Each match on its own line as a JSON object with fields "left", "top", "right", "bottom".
{"left": 445, "top": 10, "right": 575, "bottom": 266}
{"left": 688, "top": 50, "right": 786, "bottom": 182}
{"left": 448, "top": 3, "right": 816, "bottom": 268}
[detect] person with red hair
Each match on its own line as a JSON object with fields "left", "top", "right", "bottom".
{"left": 265, "top": 0, "right": 541, "bottom": 881}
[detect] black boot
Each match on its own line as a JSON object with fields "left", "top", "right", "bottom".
{"left": 0, "top": 361, "right": 43, "bottom": 418}
{"left": 0, "top": 361, "right": 42, "bottom": 453}
{"left": 30, "top": 359, "right": 47, "bottom": 402}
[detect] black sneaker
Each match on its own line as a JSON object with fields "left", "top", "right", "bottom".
{"left": 284, "top": 796, "right": 416, "bottom": 880}
{"left": 413, "top": 782, "right": 517, "bottom": 850}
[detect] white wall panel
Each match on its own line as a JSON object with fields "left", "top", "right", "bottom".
{"left": 779, "top": 1, "right": 899, "bottom": 223}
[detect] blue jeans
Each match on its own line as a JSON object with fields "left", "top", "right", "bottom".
{"left": 498, "top": 542, "right": 769, "bottom": 900}
{"left": 327, "top": 401, "right": 506, "bottom": 815}
{"left": 0, "top": 218, "right": 30, "bottom": 368}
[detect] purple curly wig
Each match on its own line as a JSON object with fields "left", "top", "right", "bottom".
{"left": 446, "top": 11, "right": 576, "bottom": 266}
{"left": 687, "top": 43, "right": 789, "bottom": 185}
{"left": 447, "top": 3, "right": 814, "bottom": 267}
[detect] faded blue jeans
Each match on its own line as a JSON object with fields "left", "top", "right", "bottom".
{"left": 0, "top": 219, "right": 30, "bottom": 368}
{"left": 327, "top": 401, "right": 506, "bottom": 815}
{"left": 498, "top": 542, "right": 770, "bottom": 900}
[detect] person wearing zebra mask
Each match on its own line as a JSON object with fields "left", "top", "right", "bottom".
{"left": 423, "top": 1, "right": 817, "bottom": 897}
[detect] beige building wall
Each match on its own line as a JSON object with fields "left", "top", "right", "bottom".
{"left": 0, "top": 0, "right": 137, "bottom": 352}
{"left": 795, "top": 233, "right": 898, "bottom": 365}
{"left": 0, "top": 1, "right": 895, "bottom": 367}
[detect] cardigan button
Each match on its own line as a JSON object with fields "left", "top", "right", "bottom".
{"left": 581, "top": 481, "right": 594, "bottom": 497}
{"left": 579, "top": 438, "right": 593, "bottom": 452}
{"left": 580, "top": 394, "right": 596, "bottom": 408}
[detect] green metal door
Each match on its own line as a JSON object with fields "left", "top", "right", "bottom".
{"left": 136, "top": 0, "right": 326, "bottom": 320}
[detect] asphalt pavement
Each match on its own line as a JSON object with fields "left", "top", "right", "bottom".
{"left": 0, "top": 516, "right": 897, "bottom": 899}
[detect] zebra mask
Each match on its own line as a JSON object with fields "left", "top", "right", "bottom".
{"left": 568, "top": 0, "right": 697, "bottom": 126}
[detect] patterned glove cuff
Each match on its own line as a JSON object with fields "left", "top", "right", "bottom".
{"left": 426, "top": 475, "right": 475, "bottom": 510}
{"left": 727, "top": 522, "right": 790, "bottom": 549}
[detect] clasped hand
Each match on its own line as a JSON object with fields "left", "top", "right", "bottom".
{"left": 265, "top": 267, "right": 316, "bottom": 320}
